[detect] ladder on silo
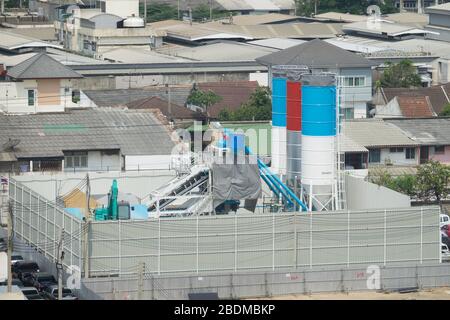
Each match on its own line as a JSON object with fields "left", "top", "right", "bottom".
{"left": 335, "top": 76, "right": 347, "bottom": 211}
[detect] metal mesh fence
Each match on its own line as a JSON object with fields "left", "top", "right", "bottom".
{"left": 8, "top": 178, "right": 83, "bottom": 270}
{"left": 89, "top": 206, "right": 440, "bottom": 277}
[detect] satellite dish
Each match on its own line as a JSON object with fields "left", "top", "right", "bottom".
{"left": 367, "top": 5, "right": 381, "bottom": 17}
{"left": 2, "top": 138, "right": 20, "bottom": 151}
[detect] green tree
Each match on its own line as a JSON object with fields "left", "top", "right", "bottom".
{"left": 144, "top": 3, "right": 178, "bottom": 23}
{"left": 380, "top": 60, "right": 422, "bottom": 88}
{"left": 415, "top": 160, "right": 450, "bottom": 202}
{"left": 390, "top": 174, "right": 417, "bottom": 197}
{"left": 440, "top": 103, "right": 450, "bottom": 117}
{"left": 217, "top": 87, "right": 272, "bottom": 121}
{"left": 187, "top": 89, "right": 222, "bottom": 119}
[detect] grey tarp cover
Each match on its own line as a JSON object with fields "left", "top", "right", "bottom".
{"left": 212, "top": 161, "right": 262, "bottom": 212}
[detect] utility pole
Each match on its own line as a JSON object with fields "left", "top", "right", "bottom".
{"left": 7, "top": 202, "right": 12, "bottom": 293}
{"left": 56, "top": 228, "right": 64, "bottom": 300}
{"left": 209, "top": 0, "right": 212, "bottom": 21}
{"left": 1, "top": 0, "right": 4, "bottom": 15}
{"left": 83, "top": 174, "right": 90, "bottom": 279}
{"left": 314, "top": 0, "right": 318, "bottom": 16}
{"left": 137, "top": 262, "right": 145, "bottom": 300}
{"left": 177, "top": 0, "right": 180, "bottom": 20}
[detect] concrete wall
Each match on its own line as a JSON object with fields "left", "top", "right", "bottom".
{"left": 124, "top": 155, "right": 176, "bottom": 171}
{"left": 345, "top": 174, "right": 411, "bottom": 210}
{"left": 80, "top": 263, "right": 450, "bottom": 300}
{"left": 11, "top": 169, "right": 176, "bottom": 201}
{"left": 369, "top": 147, "right": 419, "bottom": 166}
{"left": 82, "top": 151, "right": 121, "bottom": 171}
{"left": 429, "top": 145, "right": 450, "bottom": 164}
{"left": 115, "top": 72, "right": 250, "bottom": 89}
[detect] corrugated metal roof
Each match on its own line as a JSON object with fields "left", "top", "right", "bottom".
{"left": 101, "top": 48, "right": 188, "bottom": 63}
{"left": 343, "top": 20, "right": 434, "bottom": 37}
{"left": 385, "top": 118, "right": 450, "bottom": 145}
{"left": 0, "top": 29, "right": 60, "bottom": 51}
{"left": 212, "top": 13, "right": 296, "bottom": 25}
{"left": 7, "top": 52, "right": 82, "bottom": 79}
{"left": 342, "top": 119, "right": 419, "bottom": 148}
{"left": 83, "top": 86, "right": 192, "bottom": 107}
{"left": 248, "top": 38, "right": 306, "bottom": 49}
{"left": 0, "top": 109, "right": 175, "bottom": 158}
{"left": 257, "top": 38, "right": 373, "bottom": 68}
{"left": 314, "top": 12, "right": 368, "bottom": 23}
{"left": 340, "top": 134, "right": 368, "bottom": 153}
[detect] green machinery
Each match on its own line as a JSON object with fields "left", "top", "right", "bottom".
{"left": 94, "top": 179, "right": 131, "bottom": 221}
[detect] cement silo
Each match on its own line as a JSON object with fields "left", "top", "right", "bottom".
{"left": 301, "top": 73, "right": 337, "bottom": 211}
{"left": 271, "top": 66, "right": 287, "bottom": 175}
{"left": 286, "top": 66, "right": 309, "bottom": 190}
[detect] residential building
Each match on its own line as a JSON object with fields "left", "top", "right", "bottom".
{"left": 394, "top": 0, "right": 445, "bottom": 13}
{"left": 374, "top": 83, "right": 450, "bottom": 116}
{"left": 425, "top": 2, "right": 450, "bottom": 42}
{"left": 342, "top": 119, "right": 420, "bottom": 173}
{"left": 385, "top": 117, "right": 450, "bottom": 164}
{"left": 257, "top": 39, "right": 374, "bottom": 119}
{"left": 0, "top": 108, "right": 176, "bottom": 173}
{"left": 0, "top": 53, "right": 82, "bottom": 114}
{"left": 375, "top": 96, "right": 436, "bottom": 118}
{"left": 54, "top": 3, "right": 164, "bottom": 58}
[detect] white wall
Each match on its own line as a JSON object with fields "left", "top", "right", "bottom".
{"left": 80, "top": 90, "right": 98, "bottom": 108}
{"left": 104, "top": 0, "right": 139, "bottom": 18}
{"left": 12, "top": 169, "right": 176, "bottom": 202}
{"left": 249, "top": 72, "right": 268, "bottom": 86}
{"left": 380, "top": 147, "right": 418, "bottom": 166}
{"left": 125, "top": 155, "right": 175, "bottom": 171}
{"left": 87, "top": 151, "right": 121, "bottom": 171}
{"left": 0, "top": 80, "right": 37, "bottom": 113}
{"left": 345, "top": 174, "right": 411, "bottom": 210}
{"left": 375, "top": 97, "right": 403, "bottom": 118}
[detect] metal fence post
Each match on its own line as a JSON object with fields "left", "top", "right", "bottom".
{"left": 196, "top": 214, "right": 199, "bottom": 274}
{"left": 420, "top": 207, "right": 423, "bottom": 264}
{"left": 309, "top": 212, "right": 313, "bottom": 269}
{"left": 384, "top": 209, "right": 387, "bottom": 266}
{"left": 234, "top": 213, "right": 237, "bottom": 272}
{"left": 272, "top": 213, "right": 275, "bottom": 271}
{"left": 118, "top": 220, "right": 122, "bottom": 276}
{"left": 347, "top": 210, "right": 350, "bottom": 267}
{"left": 294, "top": 212, "right": 297, "bottom": 269}
{"left": 158, "top": 218, "right": 161, "bottom": 275}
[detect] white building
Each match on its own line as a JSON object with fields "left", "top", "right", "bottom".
{"left": 0, "top": 53, "right": 82, "bottom": 114}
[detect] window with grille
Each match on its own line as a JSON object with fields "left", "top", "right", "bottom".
{"left": 65, "top": 151, "right": 88, "bottom": 168}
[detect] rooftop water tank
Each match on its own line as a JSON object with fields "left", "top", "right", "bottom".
{"left": 123, "top": 15, "right": 145, "bottom": 28}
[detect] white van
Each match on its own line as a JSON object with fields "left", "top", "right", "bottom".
{"left": 440, "top": 214, "right": 450, "bottom": 227}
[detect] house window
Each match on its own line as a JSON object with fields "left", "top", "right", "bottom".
{"left": 65, "top": 151, "right": 88, "bottom": 168}
{"left": 369, "top": 149, "right": 381, "bottom": 163}
{"left": 435, "top": 146, "right": 445, "bottom": 154}
{"left": 344, "top": 107, "right": 354, "bottom": 119}
{"left": 389, "top": 147, "right": 404, "bottom": 153}
{"left": 343, "top": 76, "right": 365, "bottom": 87}
{"left": 405, "top": 147, "right": 415, "bottom": 159}
{"left": 27, "top": 89, "right": 35, "bottom": 106}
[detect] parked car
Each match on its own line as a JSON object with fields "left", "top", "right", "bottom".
{"left": 21, "top": 287, "right": 45, "bottom": 300}
{"left": 0, "top": 238, "right": 6, "bottom": 252}
{"left": 11, "top": 254, "right": 24, "bottom": 265}
{"left": 442, "top": 225, "right": 450, "bottom": 237}
{"left": 12, "top": 261, "right": 40, "bottom": 281}
{"left": 441, "top": 214, "right": 450, "bottom": 227}
{"left": 22, "top": 272, "right": 57, "bottom": 292}
{"left": 42, "top": 285, "right": 77, "bottom": 300}
{"left": 0, "top": 278, "right": 24, "bottom": 287}
{"left": 442, "top": 232, "right": 450, "bottom": 248}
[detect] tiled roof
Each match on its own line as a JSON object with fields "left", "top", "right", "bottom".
{"left": 396, "top": 96, "right": 436, "bottom": 118}
{"left": 125, "top": 96, "right": 200, "bottom": 119}
{"left": 196, "top": 81, "right": 259, "bottom": 118}
{"left": 382, "top": 83, "right": 450, "bottom": 115}
{"left": 7, "top": 53, "right": 82, "bottom": 79}
{"left": 0, "top": 109, "right": 175, "bottom": 158}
